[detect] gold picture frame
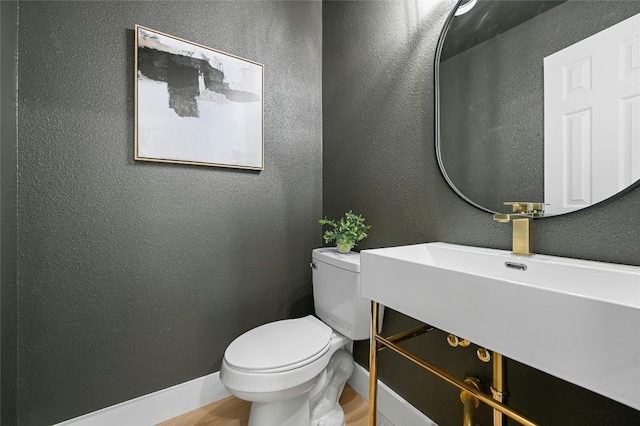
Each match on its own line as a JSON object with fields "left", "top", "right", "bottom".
{"left": 135, "top": 25, "right": 264, "bottom": 170}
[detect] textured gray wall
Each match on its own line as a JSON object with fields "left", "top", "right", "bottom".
{"left": 10, "top": 1, "right": 322, "bottom": 424}
{"left": 323, "top": 1, "right": 640, "bottom": 425}
{"left": 439, "top": 1, "right": 640, "bottom": 213}
{"left": 1, "top": 2, "right": 19, "bottom": 424}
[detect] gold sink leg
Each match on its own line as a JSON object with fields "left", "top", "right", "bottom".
{"left": 369, "top": 301, "right": 380, "bottom": 426}
{"left": 492, "top": 352, "right": 508, "bottom": 426}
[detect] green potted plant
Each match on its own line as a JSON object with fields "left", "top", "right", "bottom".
{"left": 318, "top": 210, "right": 371, "bottom": 253}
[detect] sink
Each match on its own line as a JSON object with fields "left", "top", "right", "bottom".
{"left": 360, "top": 242, "right": 640, "bottom": 410}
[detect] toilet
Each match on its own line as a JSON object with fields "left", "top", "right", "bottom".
{"left": 220, "top": 248, "right": 373, "bottom": 426}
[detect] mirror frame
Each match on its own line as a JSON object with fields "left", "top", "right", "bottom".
{"left": 434, "top": 0, "right": 640, "bottom": 217}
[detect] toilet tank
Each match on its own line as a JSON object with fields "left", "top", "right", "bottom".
{"left": 311, "top": 248, "right": 370, "bottom": 340}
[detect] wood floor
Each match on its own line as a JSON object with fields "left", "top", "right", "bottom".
{"left": 158, "top": 384, "right": 388, "bottom": 426}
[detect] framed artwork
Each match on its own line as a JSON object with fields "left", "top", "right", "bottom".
{"left": 135, "top": 25, "right": 264, "bottom": 170}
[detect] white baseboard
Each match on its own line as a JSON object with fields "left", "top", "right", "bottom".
{"left": 55, "top": 363, "right": 436, "bottom": 426}
{"left": 54, "top": 371, "right": 231, "bottom": 426}
{"left": 348, "top": 363, "right": 438, "bottom": 426}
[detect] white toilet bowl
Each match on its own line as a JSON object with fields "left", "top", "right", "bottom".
{"left": 220, "top": 315, "right": 352, "bottom": 426}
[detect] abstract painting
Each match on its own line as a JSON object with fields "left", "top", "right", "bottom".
{"left": 135, "top": 25, "right": 264, "bottom": 170}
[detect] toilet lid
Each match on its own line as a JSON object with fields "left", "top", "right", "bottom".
{"left": 224, "top": 316, "right": 333, "bottom": 372}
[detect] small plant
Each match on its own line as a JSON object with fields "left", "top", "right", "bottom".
{"left": 319, "top": 210, "right": 371, "bottom": 253}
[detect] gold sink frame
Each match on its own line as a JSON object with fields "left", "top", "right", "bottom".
{"left": 367, "top": 301, "right": 541, "bottom": 426}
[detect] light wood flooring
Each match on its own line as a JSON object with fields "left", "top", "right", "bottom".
{"left": 158, "top": 384, "right": 393, "bottom": 426}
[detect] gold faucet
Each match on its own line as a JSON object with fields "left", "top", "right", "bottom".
{"left": 493, "top": 202, "right": 545, "bottom": 256}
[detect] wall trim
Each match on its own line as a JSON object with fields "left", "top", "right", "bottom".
{"left": 55, "top": 364, "right": 436, "bottom": 426}
{"left": 53, "top": 372, "right": 231, "bottom": 426}
{"left": 348, "top": 363, "right": 438, "bottom": 426}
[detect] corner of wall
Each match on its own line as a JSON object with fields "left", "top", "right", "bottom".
{"left": 0, "top": 1, "right": 20, "bottom": 424}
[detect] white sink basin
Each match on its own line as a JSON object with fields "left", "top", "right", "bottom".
{"left": 361, "top": 242, "right": 640, "bottom": 410}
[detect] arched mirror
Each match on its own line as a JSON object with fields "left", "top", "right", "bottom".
{"left": 436, "top": 0, "right": 640, "bottom": 216}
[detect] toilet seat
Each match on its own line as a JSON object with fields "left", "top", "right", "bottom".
{"left": 224, "top": 316, "right": 333, "bottom": 373}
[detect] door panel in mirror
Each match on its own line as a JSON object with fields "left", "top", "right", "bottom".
{"left": 544, "top": 14, "right": 640, "bottom": 214}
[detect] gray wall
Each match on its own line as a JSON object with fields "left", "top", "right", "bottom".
{"left": 439, "top": 1, "right": 640, "bottom": 213}
{"left": 323, "top": 1, "right": 640, "bottom": 425}
{"left": 3, "top": 0, "right": 640, "bottom": 424}
{"left": 4, "top": 1, "right": 322, "bottom": 424}
{"left": 1, "top": 2, "right": 19, "bottom": 424}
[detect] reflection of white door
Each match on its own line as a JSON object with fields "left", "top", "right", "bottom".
{"left": 544, "top": 13, "right": 640, "bottom": 215}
